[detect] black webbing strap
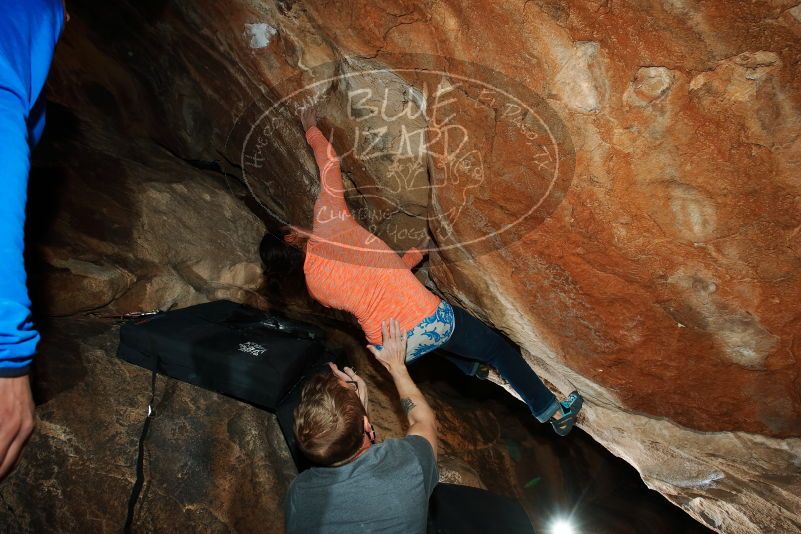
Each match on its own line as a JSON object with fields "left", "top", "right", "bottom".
{"left": 123, "top": 350, "right": 158, "bottom": 532}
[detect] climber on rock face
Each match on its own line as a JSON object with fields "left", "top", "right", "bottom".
{"left": 0, "top": 0, "right": 66, "bottom": 482}
{"left": 261, "top": 106, "right": 583, "bottom": 436}
{"left": 286, "top": 318, "right": 438, "bottom": 533}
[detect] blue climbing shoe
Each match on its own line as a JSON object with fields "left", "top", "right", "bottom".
{"left": 549, "top": 391, "right": 583, "bottom": 436}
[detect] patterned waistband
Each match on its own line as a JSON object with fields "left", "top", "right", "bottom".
{"left": 405, "top": 300, "right": 456, "bottom": 362}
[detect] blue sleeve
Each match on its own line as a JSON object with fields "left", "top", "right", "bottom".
{"left": 0, "top": 0, "right": 63, "bottom": 376}
{"left": 0, "top": 86, "right": 38, "bottom": 377}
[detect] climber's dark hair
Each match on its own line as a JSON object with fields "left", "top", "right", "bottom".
{"left": 260, "top": 227, "right": 306, "bottom": 277}
{"left": 260, "top": 227, "right": 306, "bottom": 298}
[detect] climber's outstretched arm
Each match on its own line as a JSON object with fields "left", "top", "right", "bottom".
{"left": 401, "top": 248, "right": 424, "bottom": 269}
{"left": 400, "top": 236, "right": 433, "bottom": 269}
{"left": 303, "top": 109, "right": 351, "bottom": 222}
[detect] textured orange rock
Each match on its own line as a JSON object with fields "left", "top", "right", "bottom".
{"left": 294, "top": 0, "right": 801, "bottom": 432}
{"left": 22, "top": 1, "right": 801, "bottom": 532}
{"left": 257, "top": 2, "right": 801, "bottom": 531}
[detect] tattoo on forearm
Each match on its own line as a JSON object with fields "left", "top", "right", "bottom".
{"left": 400, "top": 398, "right": 416, "bottom": 414}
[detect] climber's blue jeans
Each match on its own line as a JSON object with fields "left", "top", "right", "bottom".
{"left": 436, "top": 304, "right": 560, "bottom": 423}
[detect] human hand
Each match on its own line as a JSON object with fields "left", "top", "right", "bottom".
{"left": 328, "top": 362, "right": 368, "bottom": 412}
{"left": 366, "top": 319, "right": 408, "bottom": 374}
{"left": 0, "top": 375, "right": 35, "bottom": 481}
{"left": 301, "top": 106, "right": 317, "bottom": 132}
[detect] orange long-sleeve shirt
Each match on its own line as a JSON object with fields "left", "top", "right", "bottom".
{"left": 303, "top": 126, "right": 441, "bottom": 345}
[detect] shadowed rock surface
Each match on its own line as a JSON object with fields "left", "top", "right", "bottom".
{"left": 0, "top": 1, "right": 799, "bottom": 532}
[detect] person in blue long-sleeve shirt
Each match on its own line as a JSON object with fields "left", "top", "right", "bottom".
{"left": 0, "top": 0, "right": 65, "bottom": 481}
